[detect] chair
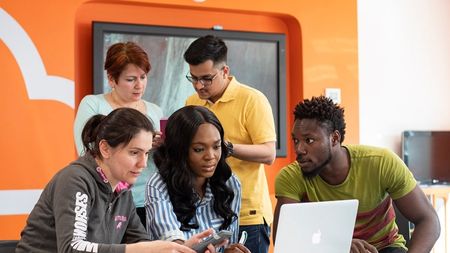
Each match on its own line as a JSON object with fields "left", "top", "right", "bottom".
{"left": 0, "top": 240, "right": 18, "bottom": 253}
{"left": 393, "top": 202, "right": 412, "bottom": 245}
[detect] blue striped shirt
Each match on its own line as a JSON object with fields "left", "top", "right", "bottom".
{"left": 145, "top": 172, "right": 241, "bottom": 244}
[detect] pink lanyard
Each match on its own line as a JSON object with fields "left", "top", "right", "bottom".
{"left": 96, "top": 167, "right": 130, "bottom": 193}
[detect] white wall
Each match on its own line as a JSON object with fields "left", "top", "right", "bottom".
{"left": 358, "top": 1, "right": 450, "bottom": 251}
{"left": 358, "top": 0, "right": 450, "bottom": 154}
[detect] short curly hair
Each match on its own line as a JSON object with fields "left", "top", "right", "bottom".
{"left": 294, "top": 96, "right": 346, "bottom": 143}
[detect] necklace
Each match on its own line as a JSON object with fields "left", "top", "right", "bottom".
{"left": 109, "top": 92, "right": 141, "bottom": 111}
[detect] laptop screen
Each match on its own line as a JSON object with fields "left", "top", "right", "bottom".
{"left": 275, "top": 199, "right": 358, "bottom": 253}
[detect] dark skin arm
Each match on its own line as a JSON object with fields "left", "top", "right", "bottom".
{"left": 393, "top": 185, "right": 440, "bottom": 253}
{"left": 346, "top": 186, "right": 440, "bottom": 253}
{"left": 350, "top": 239, "right": 377, "bottom": 253}
{"left": 224, "top": 243, "right": 251, "bottom": 253}
{"left": 272, "top": 196, "right": 299, "bottom": 243}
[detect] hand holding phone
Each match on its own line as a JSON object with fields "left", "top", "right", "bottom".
{"left": 191, "top": 230, "right": 232, "bottom": 253}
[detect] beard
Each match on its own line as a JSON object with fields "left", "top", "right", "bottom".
{"left": 298, "top": 146, "right": 332, "bottom": 179}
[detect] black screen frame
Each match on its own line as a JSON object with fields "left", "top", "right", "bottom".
{"left": 401, "top": 130, "right": 450, "bottom": 184}
{"left": 92, "top": 21, "right": 287, "bottom": 157}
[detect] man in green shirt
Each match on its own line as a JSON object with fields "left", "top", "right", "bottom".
{"left": 273, "top": 96, "right": 440, "bottom": 253}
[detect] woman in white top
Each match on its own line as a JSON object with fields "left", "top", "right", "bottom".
{"left": 74, "top": 42, "right": 162, "bottom": 226}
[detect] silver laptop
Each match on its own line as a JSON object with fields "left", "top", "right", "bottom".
{"left": 274, "top": 199, "right": 359, "bottom": 253}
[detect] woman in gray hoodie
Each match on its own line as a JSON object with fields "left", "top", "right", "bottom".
{"left": 16, "top": 108, "right": 216, "bottom": 253}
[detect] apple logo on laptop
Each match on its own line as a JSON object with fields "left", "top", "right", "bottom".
{"left": 311, "top": 229, "right": 321, "bottom": 244}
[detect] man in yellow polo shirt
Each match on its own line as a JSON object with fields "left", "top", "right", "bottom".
{"left": 184, "top": 35, "right": 277, "bottom": 253}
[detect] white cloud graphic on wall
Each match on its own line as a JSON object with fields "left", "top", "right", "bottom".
{"left": 0, "top": 8, "right": 74, "bottom": 108}
{"left": 0, "top": 8, "right": 74, "bottom": 215}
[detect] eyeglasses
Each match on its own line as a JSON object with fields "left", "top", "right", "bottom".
{"left": 185, "top": 70, "right": 221, "bottom": 87}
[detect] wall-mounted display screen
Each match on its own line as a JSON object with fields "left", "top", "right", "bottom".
{"left": 93, "top": 22, "right": 287, "bottom": 157}
{"left": 402, "top": 130, "right": 450, "bottom": 185}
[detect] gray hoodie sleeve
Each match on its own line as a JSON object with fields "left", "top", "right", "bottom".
{"left": 52, "top": 167, "right": 126, "bottom": 253}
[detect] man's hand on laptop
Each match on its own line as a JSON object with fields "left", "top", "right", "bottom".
{"left": 350, "top": 239, "right": 378, "bottom": 253}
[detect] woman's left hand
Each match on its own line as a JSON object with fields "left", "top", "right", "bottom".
{"left": 224, "top": 243, "right": 251, "bottom": 253}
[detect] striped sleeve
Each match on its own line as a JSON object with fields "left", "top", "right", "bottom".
{"left": 228, "top": 174, "right": 242, "bottom": 244}
{"left": 145, "top": 173, "right": 185, "bottom": 241}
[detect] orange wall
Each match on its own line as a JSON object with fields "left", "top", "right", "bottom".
{"left": 0, "top": 0, "right": 358, "bottom": 239}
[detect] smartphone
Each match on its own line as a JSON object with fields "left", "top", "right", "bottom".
{"left": 159, "top": 117, "right": 168, "bottom": 140}
{"left": 191, "top": 230, "right": 232, "bottom": 253}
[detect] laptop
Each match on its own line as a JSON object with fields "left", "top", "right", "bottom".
{"left": 274, "top": 199, "right": 359, "bottom": 253}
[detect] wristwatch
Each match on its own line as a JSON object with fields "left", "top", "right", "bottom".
{"left": 225, "top": 141, "right": 234, "bottom": 157}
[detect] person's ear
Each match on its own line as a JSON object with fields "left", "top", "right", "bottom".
{"left": 107, "top": 74, "right": 116, "bottom": 89}
{"left": 331, "top": 130, "right": 341, "bottom": 146}
{"left": 99, "top": 140, "right": 112, "bottom": 159}
{"left": 222, "top": 65, "right": 230, "bottom": 77}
